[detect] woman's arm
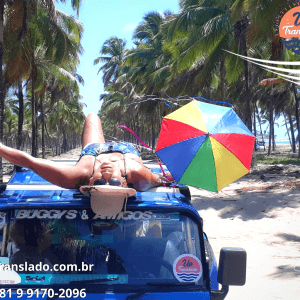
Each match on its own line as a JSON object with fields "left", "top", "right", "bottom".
{"left": 128, "top": 162, "right": 174, "bottom": 191}
{"left": 0, "top": 144, "right": 91, "bottom": 189}
{"left": 0, "top": 143, "right": 34, "bottom": 168}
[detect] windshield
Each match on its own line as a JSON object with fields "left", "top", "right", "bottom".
{"left": 0, "top": 209, "right": 203, "bottom": 287}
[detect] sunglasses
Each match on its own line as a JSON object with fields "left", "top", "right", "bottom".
{"left": 93, "top": 178, "right": 123, "bottom": 187}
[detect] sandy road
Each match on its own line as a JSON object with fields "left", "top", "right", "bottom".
{"left": 191, "top": 183, "right": 300, "bottom": 300}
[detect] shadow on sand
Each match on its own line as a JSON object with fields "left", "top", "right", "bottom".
{"left": 268, "top": 265, "right": 300, "bottom": 279}
{"left": 277, "top": 233, "right": 300, "bottom": 243}
{"left": 191, "top": 188, "right": 300, "bottom": 221}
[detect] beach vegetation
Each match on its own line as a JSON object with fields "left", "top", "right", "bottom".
{"left": 96, "top": 0, "right": 300, "bottom": 163}
{"left": 0, "top": 0, "right": 84, "bottom": 180}
{"left": 1, "top": 0, "right": 300, "bottom": 181}
{"left": 256, "top": 153, "right": 300, "bottom": 165}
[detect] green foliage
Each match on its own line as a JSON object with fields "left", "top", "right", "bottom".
{"left": 94, "top": 0, "right": 300, "bottom": 161}
{"left": 0, "top": 0, "right": 84, "bottom": 154}
{"left": 256, "top": 155, "right": 300, "bottom": 165}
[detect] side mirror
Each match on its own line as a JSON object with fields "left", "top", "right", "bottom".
{"left": 217, "top": 247, "right": 246, "bottom": 286}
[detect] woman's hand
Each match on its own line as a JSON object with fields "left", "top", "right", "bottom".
{"left": 164, "top": 171, "right": 174, "bottom": 182}
{"left": 156, "top": 171, "right": 175, "bottom": 186}
{"left": 100, "top": 162, "right": 114, "bottom": 182}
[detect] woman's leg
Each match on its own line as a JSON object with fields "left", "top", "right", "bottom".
{"left": 81, "top": 113, "right": 105, "bottom": 148}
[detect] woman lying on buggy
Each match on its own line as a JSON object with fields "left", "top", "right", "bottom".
{"left": 0, "top": 113, "right": 174, "bottom": 215}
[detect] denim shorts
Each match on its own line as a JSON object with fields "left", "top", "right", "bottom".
{"left": 79, "top": 142, "right": 140, "bottom": 159}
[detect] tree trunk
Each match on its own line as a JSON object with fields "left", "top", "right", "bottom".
{"left": 283, "top": 113, "right": 292, "bottom": 149}
{"left": 45, "top": 122, "right": 52, "bottom": 151}
{"left": 40, "top": 95, "right": 45, "bottom": 158}
{"left": 220, "top": 60, "right": 225, "bottom": 102}
{"left": 253, "top": 109, "right": 257, "bottom": 151}
{"left": 61, "top": 128, "right": 66, "bottom": 153}
{"left": 255, "top": 103, "right": 266, "bottom": 151}
{"left": 0, "top": 2, "right": 4, "bottom": 182}
{"left": 136, "top": 113, "right": 140, "bottom": 140}
{"left": 56, "top": 98, "right": 60, "bottom": 156}
{"left": 271, "top": 104, "right": 276, "bottom": 152}
{"left": 234, "top": 16, "right": 252, "bottom": 132}
{"left": 268, "top": 102, "right": 273, "bottom": 156}
{"left": 130, "top": 120, "right": 134, "bottom": 144}
{"left": 288, "top": 112, "right": 296, "bottom": 153}
{"left": 292, "top": 83, "right": 300, "bottom": 158}
{"left": 31, "top": 79, "right": 37, "bottom": 157}
{"left": 151, "top": 115, "right": 155, "bottom": 150}
{"left": 17, "top": 81, "right": 24, "bottom": 150}
{"left": 272, "top": 117, "right": 276, "bottom": 151}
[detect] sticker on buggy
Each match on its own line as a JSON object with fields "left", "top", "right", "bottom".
{"left": 93, "top": 211, "right": 152, "bottom": 220}
{"left": 15, "top": 209, "right": 78, "bottom": 219}
{"left": 0, "top": 263, "right": 21, "bottom": 284}
{"left": 15, "top": 209, "right": 153, "bottom": 221}
{"left": 173, "top": 254, "right": 202, "bottom": 282}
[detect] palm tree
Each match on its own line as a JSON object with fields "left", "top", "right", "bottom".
{"left": 0, "top": 0, "right": 83, "bottom": 180}
{"left": 48, "top": 97, "right": 85, "bottom": 152}
{"left": 125, "top": 11, "right": 173, "bottom": 96}
{"left": 163, "top": 2, "right": 232, "bottom": 78}
{"left": 163, "top": 1, "right": 257, "bottom": 126}
{"left": 4, "top": 3, "right": 83, "bottom": 157}
{"left": 3, "top": 103, "right": 17, "bottom": 147}
{"left": 112, "top": 11, "right": 175, "bottom": 144}
{"left": 94, "top": 37, "right": 127, "bottom": 88}
{"left": 230, "top": 0, "right": 300, "bottom": 133}
{"left": 163, "top": 0, "right": 291, "bottom": 133}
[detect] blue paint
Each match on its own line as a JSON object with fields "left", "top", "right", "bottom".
{"left": 0, "top": 167, "right": 223, "bottom": 300}
{"left": 0, "top": 168, "right": 201, "bottom": 218}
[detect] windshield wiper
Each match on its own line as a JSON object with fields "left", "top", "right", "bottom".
{"left": 147, "top": 281, "right": 195, "bottom": 286}
{"left": 69, "top": 277, "right": 119, "bottom": 284}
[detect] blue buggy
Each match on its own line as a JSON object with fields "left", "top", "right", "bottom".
{"left": 0, "top": 160, "right": 246, "bottom": 299}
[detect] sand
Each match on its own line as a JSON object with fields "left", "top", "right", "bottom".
{"left": 191, "top": 160, "right": 300, "bottom": 299}
{"left": 3, "top": 147, "right": 300, "bottom": 298}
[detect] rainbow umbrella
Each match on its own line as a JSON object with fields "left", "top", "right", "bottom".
{"left": 155, "top": 100, "right": 256, "bottom": 192}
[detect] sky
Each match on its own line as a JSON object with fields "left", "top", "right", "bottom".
{"left": 56, "top": 0, "right": 180, "bottom": 116}
{"left": 56, "top": 0, "right": 290, "bottom": 140}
